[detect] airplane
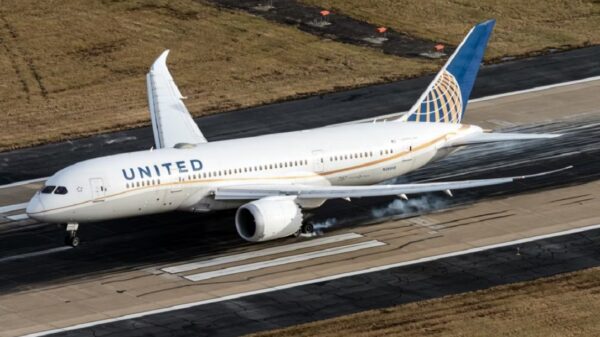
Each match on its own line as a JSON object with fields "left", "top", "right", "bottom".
{"left": 26, "top": 20, "right": 565, "bottom": 247}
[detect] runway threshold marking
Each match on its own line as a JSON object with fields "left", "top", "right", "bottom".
{"left": 185, "top": 240, "right": 386, "bottom": 282}
{"left": 0, "top": 202, "right": 28, "bottom": 213}
{"left": 21, "top": 222, "right": 600, "bottom": 337}
{"left": 162, "top": 233, "right": 363, "bottom": 274}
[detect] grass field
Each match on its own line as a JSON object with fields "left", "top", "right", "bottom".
{"left": 0, "top": 0, "right": 434, "bottom": 151}
{"left": 302, "top": 0, "right": 600, "bottom": 60}
{"left": 2, "top": 0, "right": 600, "bottom": 151}
{"left": 249, "top": 266, "right": 600, "bottom": 337}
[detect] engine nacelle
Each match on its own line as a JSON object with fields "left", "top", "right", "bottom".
{"left": 235, "top": 196, "right": 303, "bottom": 242}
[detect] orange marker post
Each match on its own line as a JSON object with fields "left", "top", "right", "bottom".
{"left": 320, "top": 9, "right": 330, "bottom": 23}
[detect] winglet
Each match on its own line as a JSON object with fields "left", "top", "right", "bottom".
{"left": 146, "top": 50, "right": 208, "bottom": 148}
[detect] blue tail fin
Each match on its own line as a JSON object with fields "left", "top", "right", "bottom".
{"left": 400, "top": 20, "right": 495, "bottom": 123}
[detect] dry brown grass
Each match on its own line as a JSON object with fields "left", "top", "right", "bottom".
{"left": 302, "top": 0, "right": 600, "bottom": 59}
{"left": 248, "top": 267, "right": 600, "bottom": 337}
{"left": 0, "top": 0, "right": 436, "bottom": 151}
{"left": 3, "top": 1, "right": 599, "bottom": 151}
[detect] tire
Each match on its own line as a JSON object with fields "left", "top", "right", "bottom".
{"left": 65, "top": 235, "right": 80, "bottom": 247}
{"left": 302, "top": 223, "right": 314, "bottom": 234}
{"left": 70, "top": 236, "right": 80, "bottom": 247}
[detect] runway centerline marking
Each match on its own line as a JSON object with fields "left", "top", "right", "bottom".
{"left": 162, "top": 233, "right": 363, "bottom": 274}
{"left": 0, "top": 202, "right": 29, "bottom": 213}
{"left": 20, "top": 223, "right": 600, "bottom": 337}
{"left": 185, "top": 240, "right": 386, "bottom": 282}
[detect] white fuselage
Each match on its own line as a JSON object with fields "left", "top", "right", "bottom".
{"left": 26, "top": 122, "right": 480, "bottom": 223}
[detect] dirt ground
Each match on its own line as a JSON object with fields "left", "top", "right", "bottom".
{"left": 249, "top": 267, "right": 600, "bottom": 337}
{"left": 0, "top": 0, "right": 435, "bottom": 151}
{"left": 302, "top": 0, "right": 600, "bottom": 60}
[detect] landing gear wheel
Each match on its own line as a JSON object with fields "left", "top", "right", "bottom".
{"left": 302, "top": 223, "right": 314, "bottom": 234}
{"left": 65, "top": 235, "right": 80, "bottom": 247}
{"left": 63, "top": 223, "right": 80, "bottom": 247}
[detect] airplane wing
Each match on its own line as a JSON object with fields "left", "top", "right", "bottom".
{"left": 445, "top": 132, "right": 561, "bottom": 147}
{"left": 214, "top": 167, "right": 571, "bottom": 200}
{"left": 147, "top": 50, "right": 208, "bottom": 148}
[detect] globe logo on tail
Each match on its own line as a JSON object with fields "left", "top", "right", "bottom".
{"left": 403, "top": 70, "right": 463, "bottom": 123}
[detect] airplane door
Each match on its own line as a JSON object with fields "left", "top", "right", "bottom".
{"left": 90, "top": 178, "right": 106, "bottom": 200}
{"left": 312, "top": 150, "right": 325, "bottom": 172}
{"left": 400, "top": 138, "right": 415, "bottom": 173}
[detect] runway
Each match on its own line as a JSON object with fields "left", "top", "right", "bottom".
{"left": 32, "top": 225, "right": 600, "bottom": 337}
{"left": 1, "top": 51, "right": 600, "bottom": 336}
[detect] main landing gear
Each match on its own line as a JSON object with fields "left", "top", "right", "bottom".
{"left": 302, "top": 223, "right": 314, "bottom": 234}
{"left": 294, "top": 223, "right": 315, "bottom": 237}
{"left": 64, "top": 223, "right": 80, "bottom": 247}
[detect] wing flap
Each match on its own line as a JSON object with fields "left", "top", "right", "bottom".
{"left": 215, "top": 167, "right": 571, "bottom": 200}
{"left": 147, "top": 50, "right": 207, "bottom": 148}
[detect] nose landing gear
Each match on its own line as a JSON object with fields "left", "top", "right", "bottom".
{"left": 64, "top": 223, "right": 80, "bottom": 247}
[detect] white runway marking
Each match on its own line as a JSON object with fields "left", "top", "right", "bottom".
{"left": 471, "top": 75, "right": 600, "bottom": 103}
{"left": 0, "top": 202, "right": 29, "bottom": 213}
{"left": 185, "top": 240, "right": 386, "bottom": 282}
{"left": 6, "top": 213, "right": 29, "bottom": 221}
{"left": 21, "top": 223, "right": 600, "bottom": 337}
{"left": 333, "top": 75, "right": 600, "bottom": 126}
{"left": 162, "top": 233, "right": 363, "bottom": 274}
{"left": 0, "top": 246, "right": 72, "bottom": 264}
{"left": 0, "top": 177, "right": 48, "bottom": 189}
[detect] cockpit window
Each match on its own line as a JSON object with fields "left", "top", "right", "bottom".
{"left": 41, "top": 185, "right": 56, "bottom": 194}
{"left": 54, "top": 186, "right": 68, "bottom": 195}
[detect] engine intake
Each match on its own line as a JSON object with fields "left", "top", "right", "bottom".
{"left": 235, "top": 196, "right": 303, "bottom": 242}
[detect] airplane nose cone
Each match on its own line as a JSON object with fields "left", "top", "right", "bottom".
{"left": 26, "top": 194, "right": 46, "bottom": 219}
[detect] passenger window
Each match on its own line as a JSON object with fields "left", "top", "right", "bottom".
{"left": 54, "top": 186, "right": 68, "bottom": 195}
{"left": 41, "top": 185, "right": 56, "bottom": 194}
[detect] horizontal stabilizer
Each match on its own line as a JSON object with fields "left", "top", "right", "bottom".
{"left": 446, "top": 132, "right": 561, "bottom": 147}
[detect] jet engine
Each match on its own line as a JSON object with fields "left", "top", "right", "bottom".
{"left": 235, "top": 196, "right": 303, "bottom": 242}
